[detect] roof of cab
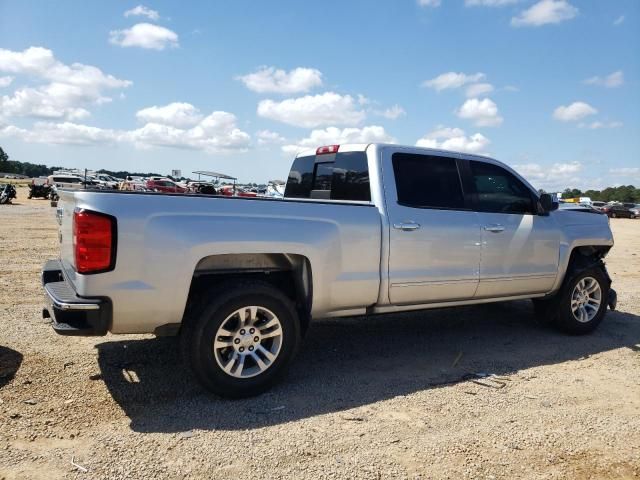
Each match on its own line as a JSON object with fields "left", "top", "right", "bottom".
{"left": 295, "top": 143, "right": 495, "bottom": 161}
{"left": 293, "top": 143, "right": 537, "bottom": 194}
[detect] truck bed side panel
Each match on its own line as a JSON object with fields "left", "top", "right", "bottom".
{"left": 58, "top": 192, "right": 381, "bottom": 333}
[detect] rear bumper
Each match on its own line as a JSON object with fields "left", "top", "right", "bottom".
{"left": 42, "top": 259, "right": 111, "bottom": 336}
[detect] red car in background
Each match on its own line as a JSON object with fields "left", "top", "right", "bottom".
{"left": 146, "top": 178, "right": 188, "bottom": 193}
{"left": 218, "top": 185, "right": 258, "bottom": 198}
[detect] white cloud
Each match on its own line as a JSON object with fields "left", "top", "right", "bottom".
{"left": 282, "top": 126, "right": 394, "bottom": 154}
{"left": 0, "top": 46, "right": 131, "bottom": 120}
{"left": 416, "top": 126, "right": 490, "bottom": 154}
{"left": 124, "top": 5, "right": 160, "bottom": 21}
{"left": 456, "top": 98, "right": 503, "bottom": 126}
{"left": 465, "top": 82, "right": 494, "bottom": 98}
{"left": 1, "top": 122, "right": 119, "bottom": 146}
{"left": 378, "top": 104, "right": 406, "bottom": 120}
{"left": 136, "top": 102, "right": 203, "bottom": 128}
{"left": 237, "top": 66, "right": 323, "bottom": 94}
{"left": 1, "top": 111, "right": 251, "bottom": 153}
{"left": 417, "top": 0, "right": 441, "bottom": 7}
{"left": 109, "top": 23, "right": 179, "bottom": 50}
{"left": 511, "top": 0, "right": 578, "bottom": 27}
{"left": 613, "top": 15, "right": 625, "bottom": 26}
{"left": 422, "top": 72, "right": 486, "bottom": 91}
{"left": 257, "top": 92, "right": 366, "bottom": 128}
{"left": 513, "top": 161, "right": 583, "bottom": 190}
{"left": 127, "top": 111, "right": 250, "bottom": 152}
{"left": 0, "top": 46, "right": 131, "bottom": 89}
{"left": 256, "top": 129, "right": 286, "bottom": 145}
{"left": 1, "top": 86, "right": 92, "bottom": 120}
{"left": 553, "top": 101, "right": 597, "bottom": 122}
{"left": 0, "top": 76, "right": 13, "bottom": 88}
{"left": 465, "top": 0, "right": 519, "bottom": 6}
{"left": 583, "top": 70, "right": 624, "bottom": 88}
{"left": 578, "top": 121, "right": 623, "bottom": 130}
{"left": 504, "top": 85, "right": 520, "bottom": 92}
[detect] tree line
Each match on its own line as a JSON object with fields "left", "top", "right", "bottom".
{"left": 0, "top": 146, "right": 160, "bottom": 179}
{"left": 560, "top": 186, "right": 640, "bottom": 204}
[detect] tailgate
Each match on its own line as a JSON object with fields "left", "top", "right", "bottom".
{"left": 56, "top": 190, "right": 80, "bottom": 285}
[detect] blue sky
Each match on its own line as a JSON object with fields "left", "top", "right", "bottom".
{"left": 0, "top": 0, "right": 638, "bottom": 189}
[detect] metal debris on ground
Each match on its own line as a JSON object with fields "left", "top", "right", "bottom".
{"left": 463, "top": 373, "right": 511, "bottom": 389}
{"left": 342, "top": 416, "right": 365, "bottom": 422}
{"left": 71, "top": 456, "right": 88, "bottom": 473}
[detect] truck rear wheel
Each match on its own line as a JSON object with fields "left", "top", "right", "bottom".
{"left": 181, "top": 281, "right": 301, "bottom": 398}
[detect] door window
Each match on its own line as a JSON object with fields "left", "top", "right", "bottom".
{"left": 470, "top": 161, "right": 535, "bottom": 214}
{"left": 392, "top": 153, "right": 465, "bottom": 209}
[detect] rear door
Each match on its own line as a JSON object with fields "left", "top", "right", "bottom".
{"left": 383, "top": 149, "right": 481, "bottom": 304}
{"left": 465, "top": 159, "right": 560, "bottom": 297}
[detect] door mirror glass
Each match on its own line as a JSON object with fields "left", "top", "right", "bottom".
{"left": 539, "top": 193, "right": 558, "bottom": 213}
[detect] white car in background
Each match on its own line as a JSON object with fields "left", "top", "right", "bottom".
{"left": 92, "top": 174, "right": 120, "bottom": 189}
{"left": 47, "top": 174, "right": 85, "bottom": 190}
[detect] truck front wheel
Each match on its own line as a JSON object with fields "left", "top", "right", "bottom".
{"left": 549, "top": 266, "right": 610, "bottom": 335}
{"left": 181, "top": 281, "right": 301, "bottom": 398}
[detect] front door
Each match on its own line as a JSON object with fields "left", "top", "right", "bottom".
{"left": 466, "top": 160, "right": 560, "bottom": 297}
{"left": 383, "top": 150, "right": 481, "bottom": 305}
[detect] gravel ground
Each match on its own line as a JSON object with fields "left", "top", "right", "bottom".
{"left": 1, "top": 189, "right": 639, "bottom": 479}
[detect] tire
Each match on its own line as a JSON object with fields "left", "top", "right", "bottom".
{"left": 181, "top": 281, "right": 301, "bottom": 398}
{"left": 553, "top": 266, "right": 610, "bottom": 335}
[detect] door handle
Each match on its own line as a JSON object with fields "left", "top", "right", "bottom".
{"left": 393, "top": 222, "right": 421, "bottom": 231}
{"left": 484, "top": 224, "right": 505, "bottom": 233}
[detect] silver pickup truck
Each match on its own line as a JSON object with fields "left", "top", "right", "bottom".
{"left": 42, "top": 143, "right": 617, "bottom": 397}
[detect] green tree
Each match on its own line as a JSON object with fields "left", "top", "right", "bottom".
{"left": 0, "top": 146, "right": 8, "bottom": 163}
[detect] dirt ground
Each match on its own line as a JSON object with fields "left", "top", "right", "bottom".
{"left": 1, "top": 187, "right": 639, "bottom": 480}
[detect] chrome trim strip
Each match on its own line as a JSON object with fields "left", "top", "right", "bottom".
{"left": 391, "top": 279, "right": 478, "bottom": 288}
{"left": 44, "top": 284, "right": 100, "bottom": 311}
{"left": 371, "top": 292, "right": 546, "bottom": 314}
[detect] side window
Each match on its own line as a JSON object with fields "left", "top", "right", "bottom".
{"left": 392, "top": 153, "right": 465, "bottom": 209}
{"left": 330, "top": 152, "right": 371, "bottom": 201}
{"left": 470, "top": 161, "right": 535, "bottom": 214}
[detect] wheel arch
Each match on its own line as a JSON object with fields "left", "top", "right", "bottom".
{"left": 552, "top": 244, "right": 612, "bottom": 294}
{"left": 176, "top": 253, "right": 313, "bottom": 336}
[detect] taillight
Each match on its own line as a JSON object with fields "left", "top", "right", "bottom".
{"left": 73, "top": 209, "right": 115, "bottom": 274}
{"left": 316, "top": 145, "right": 339, "bottom": 155}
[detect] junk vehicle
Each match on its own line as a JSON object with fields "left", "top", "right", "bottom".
{"left": 0, "top": 183, "right": 17, "bottom": 204}
{"left": 146, "top": 178, "right": 188, "bottom": 194}
{"left": 42, "top": 144, "right": 617, "bottom": 398}
{"left": 602, "top": 203, "right": 635, "bottom": 219}
{"left": 28, "top": 180, "right": 53, "bottom": 199}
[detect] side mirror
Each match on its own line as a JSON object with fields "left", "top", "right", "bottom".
{"left": 539, "top": 193, "right": 558, "bottom": 213}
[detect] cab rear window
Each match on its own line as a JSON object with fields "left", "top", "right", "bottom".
{"left": 284, "top": 152, "right": 371, "bottom": 202}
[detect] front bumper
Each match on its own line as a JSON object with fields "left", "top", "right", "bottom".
{"left": 42, "top": 259, "right": 111, "bottom": 336}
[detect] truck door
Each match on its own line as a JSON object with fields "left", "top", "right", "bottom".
{"left": 383, "top": 149, "right": 481, "bottom": 304}
{"left": 465, "top": 160, "right": 560, "bottom": 297}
